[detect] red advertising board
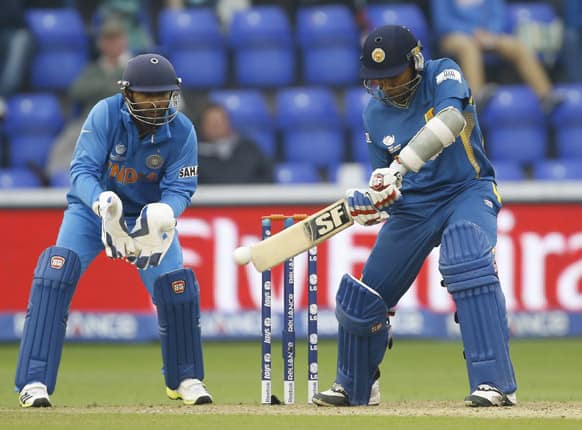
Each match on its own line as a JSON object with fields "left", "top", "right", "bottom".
{"left": 2, "top": 204, "right": 582, "bottom": 315}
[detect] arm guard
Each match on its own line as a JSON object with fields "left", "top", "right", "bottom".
{"left": 397, "top": 106, "right": 467, "bottom": 173}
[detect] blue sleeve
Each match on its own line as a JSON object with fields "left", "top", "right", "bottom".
{"left": 430, "top": 59, "right": 471, "bottom": 113}
{"left": 69, "top": 100, "right": 111, "bottom": 208}
{"left": 159, "top": 120, "right": 198, "bottom": 217}
{"left": 362, "top": 115, "right": 391, "bottom": 170}
{"left": 486, "top": 0, "right": 508, "bottom": 34}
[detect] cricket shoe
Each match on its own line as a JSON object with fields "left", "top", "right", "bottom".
{"left": 166, "top": 378, "right": 213, "bottom": 405}
{"left": 464, "top": 384, "right": 517, "bottom": 407}
{"left": 19, "top": 382, "right": 51, "bottom": 408}
{"left": 312, "top": 379, "right": 380, "bottom": 407}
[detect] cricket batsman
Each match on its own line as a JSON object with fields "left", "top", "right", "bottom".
{"left": 313, "top": 25, "right": 517, "bottom": 407}
{"left": 15, "top": 53, "right": 213, "bottom": 407}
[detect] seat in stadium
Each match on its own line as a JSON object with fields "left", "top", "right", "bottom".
{"left": 365, "top": 4, "right": 431, "bottom": 59}
{"left": 50, "top": 169, "right": 71, "bottom": 188}
{"left": 0, "top": 168, "right": 41, "bottom": 188}
{"left": 532, "top": 160, "right": 582, "bottom": 180}
{"left": 275, "top": 162, "right": 321, "bottom": 184}
{"left": 208, "top": 89, "right": 275, "bottom": 157}
{"left": 228, "top": 6, "right": 295, "bottom": 87}
{"left": 158, "top": 8, "right": 226, "bottom": 88}
{"left": 4, "top": 93, "right": 63, "bottom": 137}
{"left": 344, "top": 87, "right": 372, "bottom": 163}
{"left": 296, "top": 4, "right": 360, "bottom": 85}
{"left": 481, "top": 85, "right": 547, "bottom": 163}
{"left": 276, "top": 87, "right": 343, "bottom": 171}
{"left": 551, "top": 85, "right": 582, "bottom": 159}
{"left": 25, "top": 8, "right": 88, "bottom": 90}
{"left": 493, "top": 161, "right": 526, "bottom": 181}
{"left": 4, "top": 94, "right": 64, "bottom": 168}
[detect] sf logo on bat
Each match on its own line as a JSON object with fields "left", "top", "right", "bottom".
{"left": 304, "top": 202, "right": 351, "bottom": 241}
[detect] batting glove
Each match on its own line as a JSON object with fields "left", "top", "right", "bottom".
{"left": 346, "top": 189, "right": 389, "bottom": 226}
{"left": 367, "top": 166, "right": 403, "bottom": 210}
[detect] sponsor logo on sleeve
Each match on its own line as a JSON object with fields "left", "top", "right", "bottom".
{"left": 178, "top": 165, "right": 198, "bottom": 178}
{"left": 436, "top": 69, "right": 462, "bottom": 85}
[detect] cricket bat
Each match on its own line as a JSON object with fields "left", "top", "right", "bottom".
{"left": 234, "top": 198, "right": 353, "bottom": 272}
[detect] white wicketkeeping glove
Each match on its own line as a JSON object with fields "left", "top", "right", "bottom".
{"left": 92, "top": 191, "right": 136, "bottom": 260}
{"left": 346, "top": 189, "right": 389, "bottom": 226}
{"left": 367, "top": 165, "right": 403, "bottom": 210}
{"left": 129, "top": 203, "right": 176, "bottom": 270}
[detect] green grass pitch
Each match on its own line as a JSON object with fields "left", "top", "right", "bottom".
{"left": 1, "top": 339, "right": 581, "bottom": 429}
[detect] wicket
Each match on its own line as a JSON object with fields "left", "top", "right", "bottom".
{"left": 261, "top": 214, "right": 318, "bottom": 405}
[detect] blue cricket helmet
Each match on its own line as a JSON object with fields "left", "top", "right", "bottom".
{"left": 360, "top": 25, "right": 423, "bottom": 80}
{"left": 119, "top": 53, "right": 181, "bottom": 92}
{"left": 118, "top": 53, "right": 182, "bottom": 126}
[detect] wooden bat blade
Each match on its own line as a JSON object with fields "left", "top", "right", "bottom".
{"left": 249, "top": 199, "right": 353, "bottom": 271}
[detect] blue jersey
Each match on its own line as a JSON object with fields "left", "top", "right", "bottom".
{"left": 67, "top": 93, "right": 198, "bottom": 217}
{"left": 363, "top": 58, "right": 495, "bottom": 206}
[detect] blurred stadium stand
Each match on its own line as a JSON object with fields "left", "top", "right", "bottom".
{"left": 26, "top": 8, "right": 88, "bottom": 91}
{"left": 276, "top": 87, "right": 343, "bottom": 176}
{"left": 208, "top": 89, "right": 275, "bottom": 157}
{"left": 275, "top": 161, "right": 320, "bottom": 184}
{"left": 0, "top": 1, "right": 577, "bottom": 188}
{"left": 0, "top": 167, "right": 42, "bottom": 188}
{"left": 481, "top": 85, "right": 547, "bottom": 164}
{"left": 229, "top": 6, "right": 295, "bottom": 87}
{"left": 296, "top": 4, "right": 360, "bottom": 86}
{"left": 159, "top": 8, "right": 226, "bottom": 88}
{"left": 4, "top": 93, "right": 63, "bottom": 169}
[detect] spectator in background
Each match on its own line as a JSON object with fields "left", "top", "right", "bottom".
{"left": 46, "top": 19, "right": 130, "bottom": 180}
{"left": 0, "top": 0, "right": 34, "bottom": 113}
{"left": 94, "top": 0, "right": 153, "bottom": 53}
{"left": 165, "top": 0, "right": 249, "bottom": 27}
{"left": 431, "top": 0, "right": 560, "bottom": 111}
{"left": 196, "top": 103, "right": 274, "bottom": 184}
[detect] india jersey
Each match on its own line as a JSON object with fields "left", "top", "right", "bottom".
{"left": 66, "top": 94, "right": 198, "bottom": 217}
{"left": 363, "top": 58, "right": 495, "bottom": 205}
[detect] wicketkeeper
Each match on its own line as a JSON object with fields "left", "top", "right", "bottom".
{"left": 15, "top": 53, "right": 213, "bottom": 407}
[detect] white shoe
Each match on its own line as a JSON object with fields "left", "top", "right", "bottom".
{"left": 312, "top": 383, "right": 350, "bottom": 407}
{"left": 368, "top": 379, "right": 380, "bottom": 406}
{"left": 19, "top": 382, "right": 51, "bottom": 408}
{"left": 166, "top": 378, "right": 213, "bottom": 405}
{"left": 313, "top": 379, "right": 380, "bottom": 407}
{"left": 464, "top": 384, "right": 517, "bottom": 407}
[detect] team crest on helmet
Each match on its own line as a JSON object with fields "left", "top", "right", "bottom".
{"left": 371, "top": 48, "right": 386, "bottom": 63}
{"left": 146, "top": 154, "right": 164, "bottom": 169}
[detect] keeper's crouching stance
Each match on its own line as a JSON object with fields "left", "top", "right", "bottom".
{"left": 314, "top": 25, "right": 517, "bottom": 407}
{"left": 15, "top": 53, "right": 213, "bottom": 407}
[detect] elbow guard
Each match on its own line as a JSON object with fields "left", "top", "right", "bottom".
{"left": 397, "top": 106, "right": 466, "bottom": 173}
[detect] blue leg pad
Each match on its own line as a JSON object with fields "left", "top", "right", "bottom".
{"left": 439, "top": 221, "right": 517, "bottom": 394}
{"left": 334, "top": 274, "right": 389, "bottom": 405}
{"left": 153, "top": 268, "right": 204, "bottom": 390}
{"left": 15, "top": 246, "right": 81, "bottom": 394}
